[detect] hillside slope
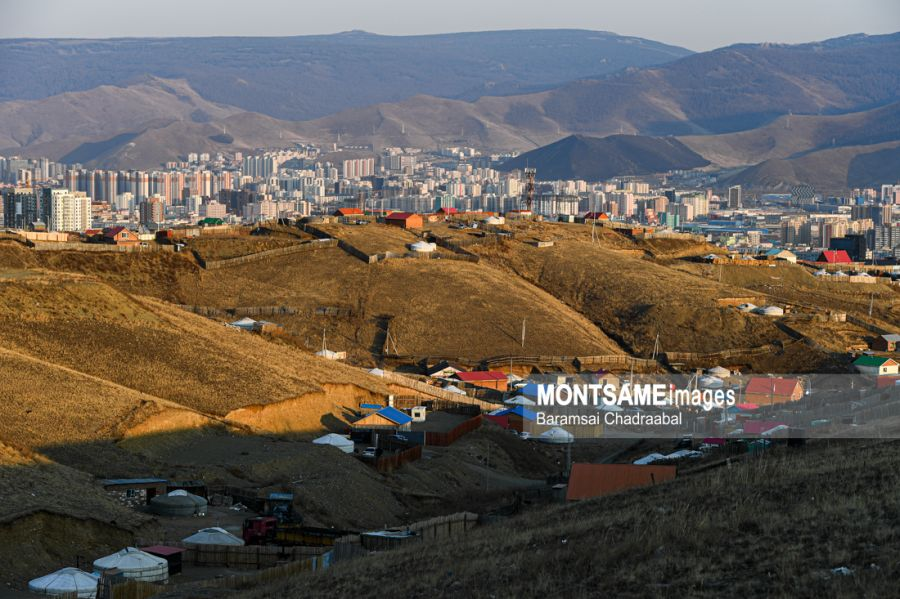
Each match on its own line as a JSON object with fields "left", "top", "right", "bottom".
{"left": 244, "top": 440, "right": 900, "bottom": 598}
{"left": 0, "top": 239, "right": 622, "bottom": 362}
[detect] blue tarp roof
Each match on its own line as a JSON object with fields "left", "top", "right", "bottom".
{"left": 376, "top": 406, "right": 412, "bottom": 425}
{"left": 517, "top": 382, "right": 551, "bottom": 399}
{"left": 498, "top": 405, "right": 537, "bottom": 420}
{"left": 360, "top": 403, "right": 384, "bottom": 410}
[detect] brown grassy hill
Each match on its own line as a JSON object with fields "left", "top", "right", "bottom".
{"left": 244, "top": 440, "right": 900, "bottom": 599}
{"left": 680, "top": 101, "right": 900, "bottom": 167}
{"left": 722, "top": 140, "right": 900, "bottom": 193}
{"left": 0, "top": 240, "right": 621, "bottom": 362}
{"left": 468, "top": 230, "right": 787, "bottom": 356}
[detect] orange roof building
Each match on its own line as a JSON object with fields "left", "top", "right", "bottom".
{"left": 565, "top": 464, "right": 676, "bottom": 501}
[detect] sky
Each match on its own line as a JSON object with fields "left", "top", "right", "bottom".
{"left": 1, "top": 0, "right": 898, "bottom": 51}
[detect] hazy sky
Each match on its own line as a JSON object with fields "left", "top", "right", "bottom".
{"left": 2, "top": 0, "right": 898, "bottom": 51}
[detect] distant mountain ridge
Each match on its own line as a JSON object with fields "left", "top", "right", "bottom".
{"left": 0, "top": 29, "right": 691, "bottom": 120}
{"left": 1, "top": 32, "right": 899, "bottom": 190}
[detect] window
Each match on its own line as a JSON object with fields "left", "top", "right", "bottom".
{"left": 125, "top": 489, "right": 138, "bottom": 498}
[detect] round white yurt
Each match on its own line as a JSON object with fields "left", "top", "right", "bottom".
{"left": 149, "top": 490, "right": 208, "bottom": 517}
{"left": 755, "top": 305, "right": 784, "bottom": 317}
{"left": 28, "top": 567, "right": 99, "bottom": 598}
{"left": 707, "top": 366, "right": 731, "bottom": 378}
{"left": 408, "top": 240, "right": 436, "bottom": 253}
{"left": 736, "top": 303, "right": 757, "bottom": 312}
{"left": 504, "top": 396, "right": 537, "bottom": 406}
{"left": 182, "top": 527, "right": 245, "bottom": 546}
{"left": 699, "top": 375, "right": 724, "bottom": 389}
{"left": 312, "top": 433, "right": 354, "bottom": 454}
{"left": 538, "top": 427, "right": 574, "bottom": 444}
{"left": 93, "top": 548, "right": 168, "bottom": 582}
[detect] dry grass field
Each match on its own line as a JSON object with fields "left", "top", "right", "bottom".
{"left": 472, "top": 236, "right": 789, "bottom": 356}
{"left": 245, "top": 440, "right": 900, "bottom": 599}
{"left": 313, "top": 222, "right": 422, "bottom": 255}
{"left": 188, "top": 236, "right": 302, "bottom": 261}
{"left": 0, "top": 274, "right": 392, "bottom": 418}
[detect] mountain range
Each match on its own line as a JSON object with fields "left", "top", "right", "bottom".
{"left": 0, "top": 30, "right": 899, "bottom": 191}
{"left": 0, "top": 30, "right": 690, "bottom": 120}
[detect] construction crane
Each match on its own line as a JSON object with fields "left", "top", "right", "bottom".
{"left": 522, "top": 168, "right": 536, "bottom": 212}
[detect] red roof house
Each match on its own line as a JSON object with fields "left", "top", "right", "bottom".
{"left": 102, "top": 226, "right": 139, "bottom": 246}
{"left": 333, "top": 207, "right": 363, "bottom": 217}
{"left": 817, "top": 250, "right": 852, "bottom": 264}
{"left": 744, "top": 377, "right": 804, "bottom": 406}
{"left": 384, "top": 212, "right": 423, "bottom": 229}
{"left": 451, "top": 370, "right": 508, "bottom": 391}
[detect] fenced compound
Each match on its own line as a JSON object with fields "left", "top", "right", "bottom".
{"left": 175, "top": 304, "right": 298, "bottom": 318}
{"left": 330, "top": 511, "right": 479, "bottom": 560}
{"left": 127, "top": 542, "right": 327, "bottom": 570}
{"left": 574, "top": 354, "right": 660, "bottom": 370}
{"left": 661, "top": 342, "right": 785, "bottom": 365}
{"left": 105, "top": 550, "right": 332, "bottom": 599}
{"left": 196, "top": 238, "right": 337, "bottom": 269}
{"left": 30, "top": 242, "right": 176, "bottom": 253}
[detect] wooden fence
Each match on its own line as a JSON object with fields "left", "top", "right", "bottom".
{"left": 176, "top": 304, "right": 298, "bottom": 318}
{"left": 381, "top": 371, "right": 499, "bottom": 410}
{"left": 661, "top": 343, "right": 784, "bottom": 364}
{"left": 425, "top": 414, "right": 483, "bottom": 446}
{"left": 106, "top": 550, "right": 331, "bottom": 599}
{"left": 30, "top": 242, "right": 175, "bottom": 253}
{"left": 375, "top": 444, "right": 422, "bottom": 472}
{"left": 197, "top": 238, "right": 337, "bottom": 269}
{"left": 330, "top": 511, "right": 479, "bottom": 560}
{"left": 128, "top": 542, "right": 326, "bottom": 569}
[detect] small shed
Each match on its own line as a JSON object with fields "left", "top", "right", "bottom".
{"left": 141, "top": 546, "right": 187, "bottom": 575}
{"left": 352, "top": 406, "right": 413, "bottom": 431}
{"left": 101, "top": 478, "right": 168, "bottom": 507}
{"left": 385, "top": 212, "right": 423, "bottom": 229}
{"left": 872, "top": 334, "right": 900, "bottom": 352}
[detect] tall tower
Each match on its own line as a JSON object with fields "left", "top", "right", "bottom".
{"left": 523, "top": 168, "right": 536, "bottom": 212}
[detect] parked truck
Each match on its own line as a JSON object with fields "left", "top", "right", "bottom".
{"left": 242, "top": 516, "right": 354, "bottom": 547}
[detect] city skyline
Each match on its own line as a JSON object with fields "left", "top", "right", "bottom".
{"left": 0, "top": 0, "right": 897, "bottom": 51}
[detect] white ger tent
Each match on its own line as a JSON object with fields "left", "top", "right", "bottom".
{"left": 538, "top": 427, "right": 574, "bottom": 444}
{"left": 312, "top": 433, "right": 354, "bottom": 454}
{"left": 93, "top": 548, "right": 168, "bottom": 582}
{"left": 28, "top": 568, "right": 99, "bottom": 598}
{"left": 183, "top": 527, "right": 245, "bottom": 546}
